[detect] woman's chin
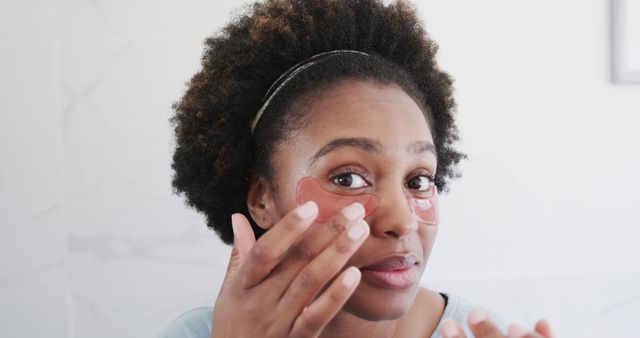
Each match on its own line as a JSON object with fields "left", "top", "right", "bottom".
{"left": 341, "top": 281, "right": 420, "bottom": 321}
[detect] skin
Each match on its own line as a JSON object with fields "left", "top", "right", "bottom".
{"left": 211, "top": 80, "right": 555, "bottom": 338}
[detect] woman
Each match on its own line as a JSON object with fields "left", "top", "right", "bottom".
{"left": 161, "top": 0, "right": 555, "bottom": 337}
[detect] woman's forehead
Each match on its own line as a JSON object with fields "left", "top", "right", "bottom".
{"left": 270, "top": 80, "right": 436, "bottom": 184}
{"left": 294, "top": 80, "right": 433, "bottom": 151}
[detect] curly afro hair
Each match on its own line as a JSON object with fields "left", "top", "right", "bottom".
{"left": 170, "top": 0, "right": 466, "bottom": 245}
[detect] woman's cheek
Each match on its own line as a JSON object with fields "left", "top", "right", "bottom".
{"left": 418, "top": 222, "right": 438, "bottom": 261}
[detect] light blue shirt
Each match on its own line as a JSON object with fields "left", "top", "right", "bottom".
{"left": 158, "top": 293, "right": 509, "bottom": 338}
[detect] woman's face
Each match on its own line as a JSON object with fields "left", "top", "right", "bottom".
{"left": 266, "top": 79, "right": 439, "bottom": 320}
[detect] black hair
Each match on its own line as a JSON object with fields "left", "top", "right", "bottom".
{"left": 170, "top": 0, "right": 466, "bottom": 244}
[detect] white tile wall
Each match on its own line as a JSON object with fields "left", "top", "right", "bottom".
{"left": 1, "top": 0, "right": 639, "bottom": 337}
{"left": 0, "top": 290, "right": 70, "bottom": 337}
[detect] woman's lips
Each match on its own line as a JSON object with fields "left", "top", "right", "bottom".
{"left": 360, "top": 254, "right": 419, "bottom": 289}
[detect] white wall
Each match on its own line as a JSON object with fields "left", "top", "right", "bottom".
{"left": 1, "top": 0, "right": 638, "bottom": 337}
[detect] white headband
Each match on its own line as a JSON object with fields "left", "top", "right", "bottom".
{"left": 250, "top": 49, "right": 370, "bottom": 133}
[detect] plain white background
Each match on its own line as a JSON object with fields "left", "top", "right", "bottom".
{"left": 1, "top": 0, "right": 639, "bottom": 337}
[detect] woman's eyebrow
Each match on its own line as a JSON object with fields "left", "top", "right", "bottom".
{"left": 309, "top": 137, "right": 382, "bottom": 164}
{"left": 309, "top": 138, "right": 436, "bottom": 165}
{"left": 406, "top": 141, "right": 436, "bottom": 156}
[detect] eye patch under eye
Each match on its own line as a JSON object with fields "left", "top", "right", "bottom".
{"left": 295, "top": 176, "right": 439, "bottom": 225}
{"left": 295, "top": 176, "right": 378, "bottom": 224}
{"left": 406, "top": 186, "right": 438, "bottom": 225}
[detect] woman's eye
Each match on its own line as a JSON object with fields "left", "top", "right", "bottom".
{"left": 333, "top": 173, "right": 368, "bottom": 189}
{"left": 407, "top": 175, "right": 433, "bottom": 192}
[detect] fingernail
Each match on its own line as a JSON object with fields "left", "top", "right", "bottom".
{"left": 507, "top": 324, "right": 529, "bottom": 338}
{"left": 347, "top": 220, "right": 368, "bottom": 240}
{"left": 468, "top": 310, "right": 487, "bottom": 325}
{"left": 342, "top": 203, "right": 365, "bottom": 221}
{"left": 296, "top": 201, "right": 317, "bottom": 219}
{"left": 441, "top": 319, "right": 459, "bottom": 337}
{"left": 342, "top": 267, "right": 360, "bottom": 287}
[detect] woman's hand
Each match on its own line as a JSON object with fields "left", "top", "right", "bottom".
{"left": 210, "top": 201, "right": 370, "bottom": 338}
{"left": 441, "top": 310, "right": 556, "bottom": 338}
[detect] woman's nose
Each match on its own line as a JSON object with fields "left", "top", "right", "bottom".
{"left": 368, "top": 185, "right": 419, "bottom": 239}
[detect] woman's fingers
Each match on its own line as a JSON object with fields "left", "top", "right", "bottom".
{"left": 441, "top": 319, "right": 468, "bottom": 338}
{"left": 225, "top": 213, "right": 257, "bottom": 279}
{"left": 269, "top": 203, "right": 365, "bottom": 294}
{"left": 467, "top": 310, "right": 505, "bottom": 338}
{"left": 278, "top": 218, "right": 370, "bottom": 317}
{"left": 506, "top": 320, "right": 553, "bottom": 338}
{"left": 507, "top": 324, "right": 538, "bottom": 338}
{"left": 288, "top": 267, "right": 361, "bottom": 338}
{"left": 442, "top": 311, "right": 552, "bottom": 338}
{"left": 534, "top": 319, "right": 555, "bottom": 338}
{"left": 238, "top": 201, "right": 319, "bottom": 289}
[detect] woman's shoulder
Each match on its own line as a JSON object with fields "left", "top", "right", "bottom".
{"left": 431, "top": 292, "right": 510, "bottom": 338}
{"left": 157, "top": 306, "right": 213, "bottom": 338}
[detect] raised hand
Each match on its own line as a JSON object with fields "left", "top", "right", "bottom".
{"left": 441, "top": 310, "right": 556, "bottom": 338}
{"left": 210, "top": 201, "right": 370, "bottom": 338}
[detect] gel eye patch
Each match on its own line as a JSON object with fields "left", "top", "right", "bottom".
{"left": 407, "top": 185, "right": 438, "bottom": 225}
{"left": 296, "top": 176, "right": 379, "bottom": 224}
{"left": 295, "top": 176, "right": 438, "bottom": 225}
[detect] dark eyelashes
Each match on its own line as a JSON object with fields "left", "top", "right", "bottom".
{"left": 328, "top": 167, "right": 435, "bottom": 188}
{"left": 411, "top": 168, "right": 435, "bottom": 183}
{"left": 329, "top": 167, "right": 371, "bottom": 183}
